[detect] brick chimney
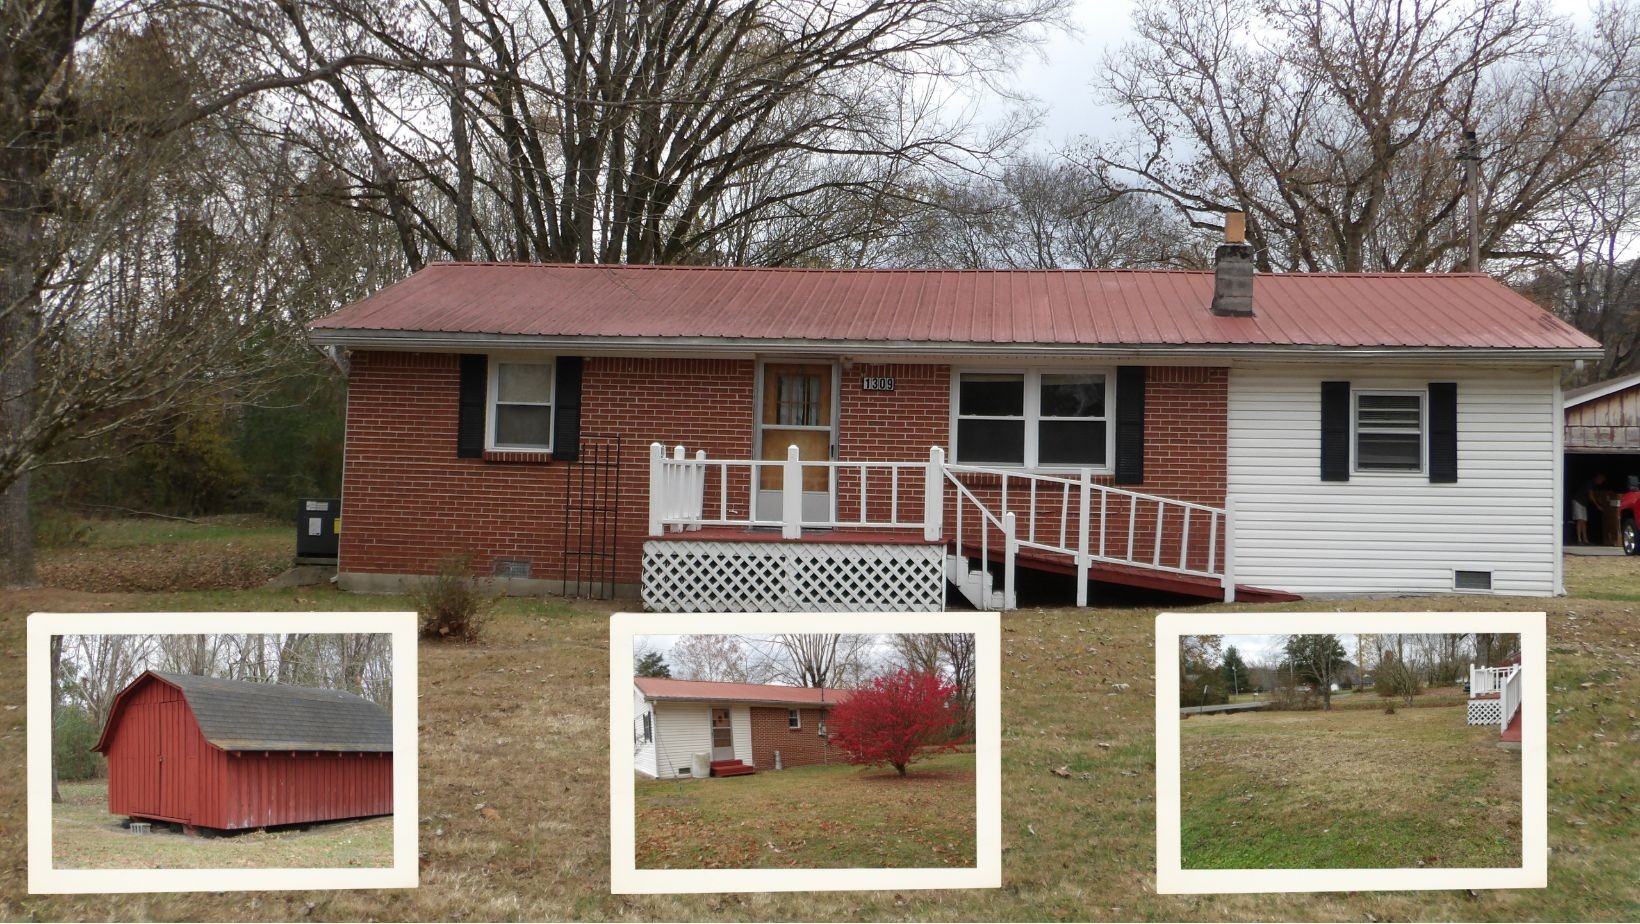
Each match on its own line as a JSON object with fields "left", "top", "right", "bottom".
{"left": 1212, "top": 211, "right": 1254, "bottom": 317}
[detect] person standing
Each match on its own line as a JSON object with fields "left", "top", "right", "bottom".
{"left": 1574, "top": 472, "right": 1608, "bottom": 544}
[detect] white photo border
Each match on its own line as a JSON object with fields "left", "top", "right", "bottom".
{"left": 608, "top": 610, "right": 1002, "bottom": 894}
{"left": 1154, "top": 610, "right": 1547, "bottom": 894}
{"left": 27, "top": 611, "right": 420, "bottom": 894}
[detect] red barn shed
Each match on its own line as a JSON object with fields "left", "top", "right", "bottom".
{"left": 91, "top": 671, "right": 393, "bottom": 831}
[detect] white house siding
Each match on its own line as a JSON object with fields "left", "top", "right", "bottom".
{"left": 634, "top": 687, "right": 657, "bottom": 778}
{"left": 731, "top": 705, "right": 753, "bottom": 766}
{"left": 652, "top": 702, "right": 711, "bottom": 779}
{"left": 1227, "top": 362, "right": 1559, "bottom": 596}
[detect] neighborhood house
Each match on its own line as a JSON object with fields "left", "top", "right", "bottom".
{"left": 92, "top": 671, "right": 394, "bottom": 831}
{"left": 309, "top": 227, "right": 1601, "bottom": 610}
{"left": 632, "top": 677, "right": 846, "bottom": 779}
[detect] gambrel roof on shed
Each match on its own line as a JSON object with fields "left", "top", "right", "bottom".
{"left": 93, "top": 671, "right": 393, "bottom": 753}
{"left": 309, "top": 262, "right": 1601, "bottom": 357}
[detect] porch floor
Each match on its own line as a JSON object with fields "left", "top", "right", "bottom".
{"left": 1499, "top": 710, "right": 1522, "bottom": 747}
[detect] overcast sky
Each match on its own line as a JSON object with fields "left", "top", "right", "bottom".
{"left": 1220, "top": 634, "right": 1363, "bottom": 666}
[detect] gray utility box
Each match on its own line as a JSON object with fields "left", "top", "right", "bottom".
{"left": 296, "top": 498, "right": 341, "bottom": 560}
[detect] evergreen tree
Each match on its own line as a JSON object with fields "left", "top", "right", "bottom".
{"left": 635, "top": 652, "right": 671, "bottom": 678}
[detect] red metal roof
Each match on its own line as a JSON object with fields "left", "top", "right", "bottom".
{"left": 310, "top": 263, "right": 1598, "bottom": 352}
{"left": 634, "top": 676, "right": 849, "bottom": 705}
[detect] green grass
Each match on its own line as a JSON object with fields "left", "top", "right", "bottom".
{"left": 66, "top": 515, "right": 287, "bottom": 549}
{"left": 52, "top": 781, "right": 391, "bottom": 870}
{"left": 1181, "top": 707, "right": 1520, "bottom": 869}
{"left": 634, "top": 753, "right": 976, "bottom": 869}
{"left": 2, "top": 532, "right": 1638, "bottom": 920}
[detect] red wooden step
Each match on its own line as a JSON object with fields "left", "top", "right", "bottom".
{"left": 1499, "top": 709, "right": 1522, "bottom": 744}
{"left": 709, "top": 759, "right": 755, "bottom": 777}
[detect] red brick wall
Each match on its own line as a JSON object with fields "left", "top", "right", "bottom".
{"left": 338, "top": 351, "right": 754, "bottom": 585}
{"left": 749, "top": 706, "right": 835, "bottom": 769}
{"left": 338, "top": 354, "right": 1227, "bottom": 584}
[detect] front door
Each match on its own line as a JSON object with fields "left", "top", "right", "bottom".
{"left": 710, "top": 708, "right": 735, "bottom": 761}
{"left": 756, "top": 362, "right": 836, "bottom": 523}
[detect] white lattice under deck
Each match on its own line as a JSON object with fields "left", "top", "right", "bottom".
{"left": 1467, "top": 698, "right": 1502, "bottom": 726}
{"left": 642, "top": 540, "right": 945, "bottom": 612}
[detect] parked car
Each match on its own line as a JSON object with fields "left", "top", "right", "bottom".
{"left": 1624, "top": 489, "right": 1639, "bottom": 555}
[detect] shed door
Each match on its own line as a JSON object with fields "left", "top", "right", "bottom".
{"left": 155, "top": 686, "right": 190, "bottom": 821}
{"left": 711, "top": 708, "right": 735, "bottom": 761}
{"left": 127, "top": 701, "right": 162, "bottom": 817}
{"left": 756, "top": 362, "right": 836, "bottom": 524}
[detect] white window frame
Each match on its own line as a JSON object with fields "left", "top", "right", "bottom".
{"left": 949, "top": 367, "right": 1116, "bottom": 472}
{"left": 787, "top": 708, "right": 801, "bottom": 729}
{"left": 486, "top": 357, "right": 556, "bottom": 452}
{"left": 1351, "top": 388, "right": 1426, "bottom": 475}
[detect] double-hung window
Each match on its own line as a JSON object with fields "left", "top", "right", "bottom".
{"left": 787, "top": 709, "right": 801, "bottom": 729}
{"left": 1354, "top": 391, "right": 1424, "bottom": 473}
{"left": 488, "top": 360, "right": 554, "bottom": 451}
{"left": 954, "top": 371, "right": 1110, "bottom": 469}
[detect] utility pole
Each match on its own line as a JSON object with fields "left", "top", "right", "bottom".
{"left": 1456, "top": 129, "right": 1482, "bottom": 272}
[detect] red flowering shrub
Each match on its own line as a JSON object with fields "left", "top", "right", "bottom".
{"left": 827, "top": 669, "right": 965, "bottom": 776}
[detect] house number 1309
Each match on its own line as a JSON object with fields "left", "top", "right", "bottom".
{"left": 861, "top": 376, "right": 896, "bottom": 392}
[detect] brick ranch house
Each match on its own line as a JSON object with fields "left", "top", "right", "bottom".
{"left": 308, "top": 237, "right": 1601, "bottom": 609}
{"left": 632, "top": 677, "right": 845, "bottom": 779}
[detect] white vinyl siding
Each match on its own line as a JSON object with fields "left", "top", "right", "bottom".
{"left": 731, "top": 705, "right": 753, "bottom": 766}
{"left": 646, "top": 701, "right": 755, "bottom": 777}
{"left": 1228, "top": 363, "right": 1558, "bottom": 596}
{"left": 633, "top": 686, "right": 657, "bottom": 778}
{"left": 651, "top": 702, "right": 711, "bottom": 779}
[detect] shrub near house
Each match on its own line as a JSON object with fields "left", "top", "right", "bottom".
{"left": 828, "top": 670, "right": 965, "bottom": 777}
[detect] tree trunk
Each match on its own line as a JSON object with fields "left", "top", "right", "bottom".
{"left": 50, "top": 635, "right": 62, "bottom": 803}
{"left": 894, "top": 762, "right": 907, "bottom": 777}
{"left": 0, "top": 149, "right": 43, "bottom": 588}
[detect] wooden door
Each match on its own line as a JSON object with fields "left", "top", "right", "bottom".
{"left": 710, "top": 708, "right": 735, "bottom": 761}
{"left": 757, "top": 363, "right": 835, "bottom": 520}
{"left": 128, "top": 701, "right": 162, "bottom": 816}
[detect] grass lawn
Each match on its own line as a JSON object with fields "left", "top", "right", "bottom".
{"left": 635, "top": 752, "right": 976, "bottom": 870}
{"left": 1181, "top": 707, "right": 1520, "bottom": 869}
{"left": 1, "top": 529, "right": 1637, "bottom": 920}
{"left": 35, "top": 514, "right": 291, "bottom": 593}
{"left": 52, "top": 781, "right": 391, "bottom": 869}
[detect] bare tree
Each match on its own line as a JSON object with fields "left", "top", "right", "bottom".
{"left": 50, "top": 634, "right": 63, "bottom": 803}
{"left": 669, "top": 634, "right": 753, "bottom": 683}
{"left": 890, "top": 634, "right": 945, "bottom": 676}
{"left": 0, "top": 3, "right": 401, "bottom": 586}
{"left": 749, "top": 633, "right": 875, "bottom": 688}
{"left": 1090, "top": 0, "right": 1640, "bottom": 275}
{"left": 263, "top": 0, "right": 1068, "bottom": 269}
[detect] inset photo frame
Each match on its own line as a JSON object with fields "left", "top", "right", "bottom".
{"left": 27, "top": 611, "right": 420, "bottom": 894}
{"left": 1155, "top": 611, "right": 1547, "bottom": 894}
{"left": 609, "top": 611, "right": 1002, "bottom": 894}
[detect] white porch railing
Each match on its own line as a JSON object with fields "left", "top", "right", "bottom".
{"left": 647, "top": 442, "right": 1233, "bottom": 609}
{"left": 1470, "top": 662, "right": 1523, "bottom": 732}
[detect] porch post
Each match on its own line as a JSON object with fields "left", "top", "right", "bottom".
{"left": 1076, "top": 467, "right": 1092, "bottom": 608}
{"left": 924, "top": 446, "right": 946, "bottom": 542}
{"left": 1003, "top": 511, "right": 1017, "bottom": 611}
{"left": 1221, "top": 495, "right": 1237, "bottom": 603}
{"left": 648, "top": 442, "right": 664, "bottom": 536}
{"left": 781, "top": 444, "right": 803, "bottom": 539}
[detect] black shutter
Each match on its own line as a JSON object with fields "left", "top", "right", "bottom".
{"left": 1320, "top": 381, "right": 1350, "bottom": 482}
{"left": 1428, "top": 382, "right": 1457, "bottom": 483}
{"left": 456, "top": 354, "right": 488, "bottom": 459}
{"left": 552, "top": 357, "right": 584, "bottom": 461}
{"left": 1114, "top": 366, "right": 1146, "bottom": 484}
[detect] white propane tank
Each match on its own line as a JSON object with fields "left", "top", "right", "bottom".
{"left": 691, "top": 751, "right": 710, "bottom": 778}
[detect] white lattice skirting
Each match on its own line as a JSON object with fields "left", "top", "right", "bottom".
{"left": 1468, "top": 699, "right": 1502, "bottom": 726}
{"left": 642, "top": 540, "right": 945, "bottom": 612}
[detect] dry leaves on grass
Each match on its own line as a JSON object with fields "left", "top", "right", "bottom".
{"left": 39, "top": 542, "right": 290, "bottom": 593}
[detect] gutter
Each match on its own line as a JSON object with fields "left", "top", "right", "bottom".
{"left": 304, "top": 328, "right": 1604, "bottom": 364}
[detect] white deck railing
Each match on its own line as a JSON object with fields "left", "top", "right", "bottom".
{"left": 1470, "top": 662, "right": 1523, "bottom": 732}
{"left": 647, "top": 442, "right": 1233, "bottom": 608}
